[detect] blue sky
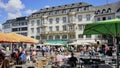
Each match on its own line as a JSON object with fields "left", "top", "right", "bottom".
{"left": 0, "top": 0, "right": 119, "bottom": 24}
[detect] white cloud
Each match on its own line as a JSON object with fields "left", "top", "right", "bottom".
{"left": 5, "top": 0, "right": 25, "bottom": 12}
{"left": 0, "top": 0, "right": 24, "bottom": 19}
{"left": 25, "top": 9, "right": 37, "bottom": 15}
{"left": 8, "top": 11, "right": 22, "bottom": 19}
{"left": 44, "top": 5, "right": 50, "bottom": 8}
{"left": 0, "top": 1, "right": 5, "bottom": 8}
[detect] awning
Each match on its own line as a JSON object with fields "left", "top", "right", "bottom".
{"left": 69, "top": 40, "right": 96, "bottom": 45}
{"left": 44, "top": 40, "right": 67, "bottom": 46}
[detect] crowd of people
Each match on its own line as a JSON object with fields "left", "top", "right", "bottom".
{"left": 0, "top": 43, "right": 118, "bottom": 68}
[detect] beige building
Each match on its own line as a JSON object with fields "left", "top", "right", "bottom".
{"left": 28, "top": 2, "right": 98, "bottom": 44}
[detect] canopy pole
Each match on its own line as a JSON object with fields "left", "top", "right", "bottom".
{"left": 116, "top": 36, "right": 119, "bottom": 68}
{"left": 11, "top": 43, "right": 13, "bottom": 53}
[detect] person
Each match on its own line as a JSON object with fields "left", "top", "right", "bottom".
{"left": 0, "top": 50, "right": 10, "bottom": 68}
{"left": 68, "top": 52, "right": 78, "bottom": 67}
{"left": 55, "top": 52, "right": 64, "bottom": 67}
{"left": 41, "top": 46, "right": 46, "bottom": 57}
{"left": 19, "top": 51, "right": 26, "bottom": 64}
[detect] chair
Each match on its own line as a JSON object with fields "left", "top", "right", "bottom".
{"left": 41, "top": 59, "right": 48, "bottom": 68}
{"left": 98, "top": 64, "right": 113, "bottom": 68}
{"left": 38, "top": 61, "right": 43, "bottom": 68}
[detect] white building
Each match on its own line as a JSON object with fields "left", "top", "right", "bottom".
{"left": 2, "top": 17, "right": 28, "bottom": 36}
{"left": 2, "top": 19, "right": 14, "bottom": 33}
{"left": 28, "top": 2, "right": 98, "bottom": 44}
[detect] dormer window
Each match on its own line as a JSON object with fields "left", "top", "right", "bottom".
{"left": 117, "top": 8, "right": 120, "bottom": 12}
{"left": 102, "top": 9, "right": 106, "bottom": 14}
{"left": 84, "top": 6, "right": 89, "bottom": 11}
{"left": 72, "top": 4, "right": 75, "bottom": 5}
{"left": 97, "top": 10, "right": 100, "bottom": 14}
{"left": 62, "top": 9, "right": 67, "bottom": 14}
{"left": 55, "top": 10, "right": 59, "bottom": 14}
{"left": 69, "top": 8, "right": 74, "bottom": 12}
{"left": 107, "top": 8, "right": 111, "bottom": 13}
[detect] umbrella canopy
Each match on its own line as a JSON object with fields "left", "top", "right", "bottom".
{"left": 0, "top": 32, "right": 19, "bottom": 43}
{"left": 83, "top": 18, "right": 120, "bottom": 68}
{"left": 84, "top": 19, "right": 120, "bottom": 35}
{"left": 6, "top": 32, "right": 38, "bottom": 43}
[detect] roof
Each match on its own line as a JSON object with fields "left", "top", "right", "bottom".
{"left": 95, "top": 1, "right": 120, "bottom": 12}
{"left": 2, "top": 19, "right": 16, "bottom": 25}
{"left": 32, "top": 2, "right": 93, "bottom": 14}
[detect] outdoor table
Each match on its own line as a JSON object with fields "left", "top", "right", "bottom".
{"left": 79, "top": 58, "right": 104, "bottom": 68}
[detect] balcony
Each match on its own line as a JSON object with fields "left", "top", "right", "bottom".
{"left": 40, "top": 31, "right": 47, "bottom": 35}
{"left": 67, "top": 21, "right": 76, "bottom": 25}
{"left": 39, "top": 23, "right": 47, "bottom": 27}
{"left": 68, "top": 30, "right": 76, "bottom": 34}
{"left": 47, "top": 31, "right": 69, "bottom": 35}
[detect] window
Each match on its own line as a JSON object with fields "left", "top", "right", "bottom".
{"left": 31, "top": 20, "right": 34, "bottom": 26}
{"left": 49, "top": 26, "right": 52, "bottom": 31}
{"left": 102, "top": 17, "right": 106, "bottom": 20}
{"left": 63, "top": 25, "right": 67, "bottom": 31}
{"left": 86, "top": 14, "right": 91, "bottom": 21}
{"left": 78, "top": 15, "right": 82, "bottom": 21}
{"left": 41, "top": 27, "right": 46, "bottom": 32}
{"left": 116, "top": 15, "right": 120, "bottom": 18}
{"left": 55, "top": 35, "right": 60, "bottom": 40}
{"left": 78, "top": 34, "right": 83, "bottom": 38}
{"left": 49, "top": 18, "right": 53, "bottom": 24}
{"left": 69, "top": 25, "right": 74, "bottom": 31}
{"left": 108, "top": 16, "right": 112, "bottom": 20}
{"left": 41, "top": 19, "right": 44, "bottom": 25}
{"left": 69, "top": 8, "right": 74, "bottom": 12}
{"left": 97, "top": 18, "right": 101, "bottom": 21}
{"left": 36, "top": 36, "right": 40, "bottom": 40}
{"left": 31, "top": 36, "right": 34, "bottom": 38}
{"left": 37, "top": 27, "right": 40, "bottom": 33}
{"left": 107, "top": 8, "right": 111, "bottom": 13}
{"left": 117, "top": 8, "right": 120, "bottom": 12}
{"left": 63, "top": 17, "right": 67, "bottom": 23}
{"left": 62, "top": 35, "right": 67, "bottom": 39}
{"left": 69, "top": 35, "right": 75, "bottom": 39}
{"left": 31, "top": 28, "right": 34, "bottom": 33}
{"left": 78, "top": 25, "right": 84, "bottom": 31}
{"left": 69, "top": 16, "right": 74, "bottom": 22}
{"left": 49, "top": 11, "right": 53, "bottom": 15}
{"left": 12, "top": 28, "right": 18, "bottom": 31}
{"left": 56, "top": 26, "right": 59, "bottom": 31}
{"left": 41, "top": 36, "right": 47, "bottom": 39}
{"left": 78, "top": 7, "right": 82, "bottom": 12}
{"left": 21, "top": 22, "right": 24, "bottom": 25}
{"left": 37, "top": 20, "right": 40, "bottom": 25}
{"left": 21, "top": 27, "right": 27, "bottom": 31}
{"left": 56, "top": 18, "right": 59, "bottom": 23}
{"left": 102, "top": 9, "right": 106, "bottom": 14}
{"left": 86, "top": 35, "right": 91, "bottom": 38}
{"left": 21, "top": 32, "right": 27, "bottom": 36}
{"left": 84, "top": 6, "right": 89, "bottom": 11}
{"left": 97, "top": 10, "right": 100, "bottom": 14}
{"left": 62, "top": 9, "right": 67, "bottom": 14}
{"left": 55, "top": 10, "right": 59, "bottom": 14}
{"left": 49, "top": 36, "right": 53, "bottom": 40}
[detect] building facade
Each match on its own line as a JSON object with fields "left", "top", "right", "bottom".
{"left": 2, "top": 1, "right": 120, "bottom": 45}
{"left": 2, "top": 19, "right": 15, "bottom": 33}
{"left": 95, "top": 2, "right": 120, "bottom": 44}
{"left": 2, "top": 17, "right": 28, "bottom": 36}
{"left": 28, "top": 2, "right": 97, "bottom": 44}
